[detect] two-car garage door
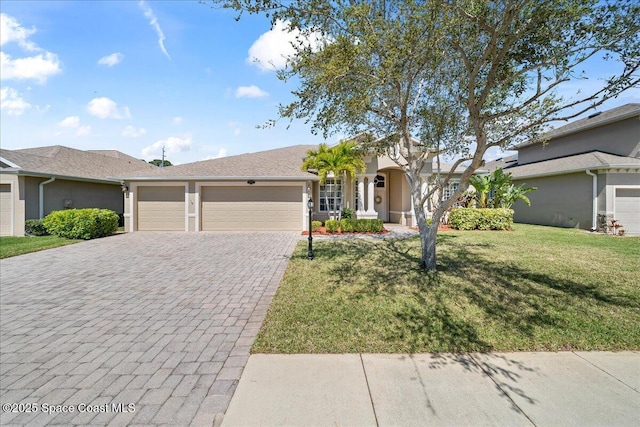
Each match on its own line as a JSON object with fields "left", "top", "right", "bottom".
{"left": 135, "top": 185, "right": 302, "bottom": 231}
{"left": 201, "top": 186, "right": 301, "bottom": 231}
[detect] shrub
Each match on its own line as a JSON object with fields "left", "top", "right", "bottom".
{"left": 340, "top": 218, "right": 357, "bottom": 232}
{"left": 449, "top": 208, "right": 513, "bottom": 231}
{"left": 325, "top": 219, "right": 339, "bottom": 233}
{"left": 311, "top": 220, "right": 322, "bottom": 232}
{"left": 341, "top": 208, "right": 355, "bottom": 219}
{"left": 43, "top": 208, "right": 119, "bottom": 240}
{"left": 340, "top": 218, "right": 384, "bottom": 233}
{"left": 24, "top": 219, "right": 49, "bottom": 236}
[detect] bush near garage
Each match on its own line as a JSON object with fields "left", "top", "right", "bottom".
{"left": 43, "top": 208, "right": 119, "bottom": 240}
{"left": 24, "top": 219, "right": 50, "bottom": 236}
{"left": 449, "top": 208, "right": 513, "bottom": 231}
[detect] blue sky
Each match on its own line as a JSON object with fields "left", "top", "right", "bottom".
{"left": 1, "top": 1, "right": 638, "bottom": 164}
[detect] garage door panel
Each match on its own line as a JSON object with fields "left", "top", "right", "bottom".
{"left": 201, "top": 186, "right": 301, "bottom": 231}
{"left": 615, "top": 188, "right": 640, "bottom": 235}
{"left": 137, "top": 186, "right": 185, "bottom": 231}
{"left": 0, "top": 184, "right": 12, "bottom": 236}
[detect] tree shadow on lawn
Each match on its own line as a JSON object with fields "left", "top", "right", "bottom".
{"left": 315, "top": 236, "right": 638, "bottom": 353}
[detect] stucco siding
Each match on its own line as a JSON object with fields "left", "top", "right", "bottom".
{"left": 512, "top": 173, "right": 592, "bottom": 229}
{"left": 518, "top": 117, "right": 640, "bottom": 165}
{"left": 42, "top": 180, "right": 123, "bottom": 216}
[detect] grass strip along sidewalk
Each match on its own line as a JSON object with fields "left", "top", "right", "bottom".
{"left": 253, "top": 224, "right": 640, "bottom": 353}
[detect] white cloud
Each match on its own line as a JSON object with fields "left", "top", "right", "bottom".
{"left": 0, "top": 14, "right": 61, "bottom": 84}
{"left": 76, "top": 125, "right": 91, "bottom": 136}
{"left": 235, "top": 85, "right": 269, "bottom": 98}
{"left": 247, "top": 20, "right": 324, "bottom": 71}
{"left": 138, "top": 1, "right": 170, "bottom": 60}
{"left": 142, "top": 134, "right": 192, "bottom": 159}
{"left": 59, "top": 116, "right": 80, "bottom": 128}
{"left": 121, "top": 125, "right": 147, "bottom": 138}
{"left": 0, "top": 51, "right": 61, "bottom": 84}
{"left": 203, "top": 148, "right": 228, "bottom": 160}
{"left": 0, "top": 87, "right": 30, "bottom": 116}
{"left": 0, "top": 13, "right": 37, "bottom": 51}
{"left": 87, "top": 97, "right": 131, "bottom": 119}
{"left": 98, "top": 52, "right": 124, "bottom": 67}
{"left": 173, "top": 116, "right": 182, "bottom": 125}
{"left": 56, "top": 115, "right": 90, "bottom": 136}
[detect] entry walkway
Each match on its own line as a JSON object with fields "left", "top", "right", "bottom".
{"left": 222, "top": 351, "right": 640, "bottom": 426}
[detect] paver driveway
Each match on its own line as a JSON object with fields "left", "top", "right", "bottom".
{"left": 0, "top": 232, "right": 299, "bottom": 426}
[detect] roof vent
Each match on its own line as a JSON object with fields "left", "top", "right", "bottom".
{"left": 587, "top": 112, "right": 602, "bottom": 119}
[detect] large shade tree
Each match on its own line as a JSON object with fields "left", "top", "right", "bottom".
{"left": 210, "top": 0, "right": 640, "bottom": 270}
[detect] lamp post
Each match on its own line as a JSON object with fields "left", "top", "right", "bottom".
{"left": 307, "top": 197, "right": 314, "bottom": 260}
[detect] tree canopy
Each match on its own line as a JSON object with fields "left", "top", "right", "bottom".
{"left": 210, "top": 0, "right": 640, "bottom": 269}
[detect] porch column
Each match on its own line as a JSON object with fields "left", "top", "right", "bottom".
{"left": 366, "top": 174, "right": 377, "bottom": 215}
{"left": 356, "top": 175, "right": 365, "bottom": 216}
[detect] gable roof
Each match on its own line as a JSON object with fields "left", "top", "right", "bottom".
{"left": 0, "top": 145, "right": 156, "bottom": 182}
{"left": 515, "top": 103, "right": 640, "bottom": 149}
{"left": 117, "top": 145, "right": 320, "bottom": 181}
{"left": 504, "top": 151, "right": 640, "bottom": 179}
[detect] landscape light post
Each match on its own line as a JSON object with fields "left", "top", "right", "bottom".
{"left": 307, "top": 197, "right": 314, "bottom": 260}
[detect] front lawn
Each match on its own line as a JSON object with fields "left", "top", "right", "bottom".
{"left": 253, "top": 224, "right": 640, "bottom": 353}
{"left": 0, "top": 236, "right": 80, "bottom": 259}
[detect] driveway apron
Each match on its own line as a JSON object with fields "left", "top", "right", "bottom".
{"left": 0, "top": 232, "right": 298, "bottom": 426}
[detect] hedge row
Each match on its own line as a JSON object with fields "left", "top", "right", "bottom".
{"left": 42, "top": 208, "right": 119, "bottom": 240}
{"left": 322, "top": 218, "right": 384, "bottom": 233}
{"left": 448, "top": 208, "right": 513, "bottom": 231}
{"left": 25, "top": 219, "right": 50, "bottom": 236}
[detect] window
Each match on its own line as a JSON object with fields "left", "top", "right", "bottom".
{"left": 320, "top": 178, "right": 343, "bottom": 211}
{"left": 443, "top": 182, "right": 459, "bottom": 200}
{"left": 374, "top": 175, "right": 385, "bottom": 188}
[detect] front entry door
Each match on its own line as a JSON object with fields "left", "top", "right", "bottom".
{"left": 374, "top": 174, "right": 388, "bottom": 222}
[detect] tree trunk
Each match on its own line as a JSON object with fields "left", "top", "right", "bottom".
{"left": 411, "top": 179, "right": 440, "bottom": 271}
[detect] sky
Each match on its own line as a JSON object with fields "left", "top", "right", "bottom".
{"left": 1, "top": 1, "right": 639, "bottom": 165}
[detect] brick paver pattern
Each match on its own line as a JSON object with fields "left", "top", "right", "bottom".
{"left": 0, "top": 232, "right": 299, "bottom": 426}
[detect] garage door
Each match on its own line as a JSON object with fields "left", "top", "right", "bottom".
{"left": 201, "top": 186, "right": 301, "bottom": 231}
{"left": 0, "top": 184, "right": 12, "bottom": 236}
{"left": 615, "top": 188, "right": 640, "bottom": 235}
{"left": 137, "top": 186, "right": 185, "bottom": 231}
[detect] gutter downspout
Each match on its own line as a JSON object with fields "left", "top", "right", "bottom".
{"left": 39, "top": 177, "right": 56, "bottom": 219}
{"left": 585, "top": 170, "right": 597, "bottom": 231}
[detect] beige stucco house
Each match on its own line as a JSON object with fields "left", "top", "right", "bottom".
{"left": 0, "top": 146, "right": 156, "bottom": 236}
{"left": 116, "top": 139, "right": 482, "bottom": 233}
{"left": 486, "top": 103, "right": 640, "bottom": 234}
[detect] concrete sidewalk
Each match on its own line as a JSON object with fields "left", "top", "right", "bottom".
{"left": 222, "top": 352, "right": 639, "bottom": 426}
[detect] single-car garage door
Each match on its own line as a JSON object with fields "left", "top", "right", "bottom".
{"left": 0, "top": 184, "right": 12, "bottom": 236}
{"left": 137, "top": 186, "right": 185, "bottom": 231}
{"left": 615, "top": 188, "right": 640, "bottom": 235}
{"left": 201, "top": 186, "right": 301, "bottom": 231}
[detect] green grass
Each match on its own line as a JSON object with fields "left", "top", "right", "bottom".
{"left": 0, "top": 235, "right": 80, "bottom": 259}
{"left": 253, "top": 224, "right": 640, "bottom": 353}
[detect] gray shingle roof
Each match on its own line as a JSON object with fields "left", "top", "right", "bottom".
{"left": 117, "top": 145, "right": 320, "bottom": 180}
{"left": 515, "top": 103, "right": 640, "bottom": 148}
{"left": 0, "top": 145, "right": 156, "bottom": 182}
{"left": 505, "top": 151, "right": 640, "bottom": 179}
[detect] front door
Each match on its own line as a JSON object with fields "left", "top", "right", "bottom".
{"left": 374, "top": 174, "right": 388, "bottom": 222}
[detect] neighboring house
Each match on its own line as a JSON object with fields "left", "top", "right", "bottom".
{"left": 0, "top": 146, "right": 156, "bottom": 236}
{"left": 117, "top": 142, "right": 484, "bottom": 232}
{"left": 485, "top": 103, "right": 640, "bottom": 235}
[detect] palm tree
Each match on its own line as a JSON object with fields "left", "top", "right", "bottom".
{"left": 468, "top": 174, "right": 491, "bottom": 208}
{"left": 500, "top": 184, "right": 537, "bottom": 208}
{"left": 302, "top": 141, "right": 366, "bottom": 219}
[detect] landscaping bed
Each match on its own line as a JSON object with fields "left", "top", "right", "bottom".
{"left": 254, "top": 224, "right": 640, "bottom": 353}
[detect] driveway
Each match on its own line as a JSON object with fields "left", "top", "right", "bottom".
{"left": 0, "top": 232, "right": 299, "bottom": 426}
